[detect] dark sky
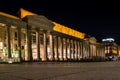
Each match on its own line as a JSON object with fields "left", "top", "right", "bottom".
{"left": 1, "top": 0, "right": 120, "bottom": 44}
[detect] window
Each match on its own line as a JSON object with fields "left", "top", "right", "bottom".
{"left": 14, "top": 32, "right": 17, "bottom": 40}
{"left": 32, "top": 36, "right": 36, "bottom": 43}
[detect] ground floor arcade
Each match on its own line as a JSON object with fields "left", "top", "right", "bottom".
{"left": 0, "top": 23, "right": 105, "bottom": 63}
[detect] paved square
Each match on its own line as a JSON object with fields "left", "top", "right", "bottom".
{"left": 0, "top": 62, "right": 120, "bottom": 80}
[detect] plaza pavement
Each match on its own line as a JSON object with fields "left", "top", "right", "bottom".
{"left": 0, "top": 61, "right": 120, "bottom": 80}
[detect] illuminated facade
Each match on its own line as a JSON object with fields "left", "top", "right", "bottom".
{"left": 102, "top": 38, "right": 118, "bottom": 59}
{"left": 0, "top": 8, "right": 105, "bottom": 63}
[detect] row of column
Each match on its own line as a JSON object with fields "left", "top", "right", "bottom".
{"left": 89, "top": 43, "right": 105, "bottom": 58}
{"left": 50, "top": 36, "right": 84, "bottom": 61}
{"left": 37, "top": 33, "right": 84, "bottom": 61}
{"left": 6, "top": 25, "right": 22, "bottom": 60}
{"left": 5, "top": 24, "right": 105, "bottom": 62}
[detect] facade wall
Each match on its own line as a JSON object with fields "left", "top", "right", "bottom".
{"left": 0, "top": 12, "right": 106, "bottom": 62}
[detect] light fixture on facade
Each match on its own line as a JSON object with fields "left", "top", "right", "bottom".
{"left": 0, "top": 23, "right": 6, "bottom": 26}
{"left": 11, "top": 25, "right": 16, "bottom": 28}
{"left": 102, "top": 38, "right": 115, "bottom": 42}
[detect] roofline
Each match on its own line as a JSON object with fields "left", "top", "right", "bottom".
{"left": 0, "top": 12, "right": 20, "bottom": 20}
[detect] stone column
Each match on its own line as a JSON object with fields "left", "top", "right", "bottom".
{"left": 36, "top": 29, "right": 41, "bottom": 61}
{"left": 61, "top": 37, "right": 63, "bottom": 61}
{"left": 76, "top": 41, "right": 79, "bottom": 61}
{"left": 71, "top": 40, "right": 74, "bottom": 61}
{"left": 78, "top": 41, "right": 80, "bottom": 60}
{"left": 69, "top": 39, "right": 72, "bottom": 61}
{"left": 73, "top": 40, "right": 75, "bottom": 61}
{"left": 26, "top": 25, "right": 32, "bottom": 61}
{"left": 89, "top": 42, "right": 91, "bottom": 58}
{"left": 96, "top": 44, "right": 98, "bottom": 57}
{"left": 43, "top": 30, "right": 48, "bottom": 61}
{"left": 49, "top": 34, "right": 54, "bottom": 61}
{"left": 65, "top": 38, "right": 68, "bottom": 61}
{"left": 17, "top": 27, "right": 22, "bottom": 61}
{"left": 79, "top": 42, "right": 81, "bottom": 60}
{"left": 6, "top": 25, "right": 11, "bottom": 58}
{"left": 67, "top": 39, "right": 70, "bottom": 60}
{"left": 56, "top": 36, "right": 59, "bottom": 61}
{"left": 81, "top": 41, "right": 84, "bottom": 59}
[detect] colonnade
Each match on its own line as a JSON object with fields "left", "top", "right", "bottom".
{"left": 0, "top": 23, "right": 105, "bottom": 62}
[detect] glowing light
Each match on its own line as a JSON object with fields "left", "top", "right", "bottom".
{"left": 0, "top": 23, "right": 6, "bottom": 26}
{"left": 102, "top": 38, "right": 115, "bottom": 42}
{"left": 112, "top": 49, "right": 117, "bottom": 54}
{"left": 52, "top": 22, "right": 85, "bottom": 39}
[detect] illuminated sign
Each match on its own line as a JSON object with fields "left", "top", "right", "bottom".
{"left": 53, "top": 22, "right": 85, "bottom": 39}
{"left": 20, "top": 8, "right": 37, "bottom": 19}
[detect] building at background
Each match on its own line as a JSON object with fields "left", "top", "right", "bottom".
{"left": 0, "top": 8, "right": 105, "bottom": 63}
{"left": 102, "top": 38, "right": 118, "bottom": 60}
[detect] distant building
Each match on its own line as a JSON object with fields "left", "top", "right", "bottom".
{"left": 102, "top": 38, "right": 118, "bottom": 60}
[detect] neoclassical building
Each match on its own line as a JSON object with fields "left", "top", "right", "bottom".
{"left": 0, "top": 8, "right": 105, "bottom": 63}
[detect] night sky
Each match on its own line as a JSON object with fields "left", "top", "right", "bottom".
{"left": 1, "top": 0, "right": 120, "bottom": 44}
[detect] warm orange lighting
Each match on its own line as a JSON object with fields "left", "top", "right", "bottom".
{"left": 20, "top": 8, "right": 37, "bottom": 19}
{"left": 53, "top": 22, "right": 85, "bottom": 39}
{"left": 112, "top": 49, "right": 117, "bottom": 54}
{"left": 0, "top": 12, "right": 19, "bottom": 20}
